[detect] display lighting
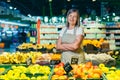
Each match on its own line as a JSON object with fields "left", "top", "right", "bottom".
{"left": 67, "top": 0, "right": 71, "bottom": 2}
{"left": 0, "top": 20, "right": 29, "bottom": 26}
{"left": 112, "top": 13, "right": 116, "bottom": 16}
{"left": 9, "top": 6, "right": 13, "bottom": 9}
{"left": 52, "top": 17, "right": 57, "bottom": 23}
{"left": 88, "top": 17, "right": 91, "bottom": 21}
{"left": 107, "top": 16, "right": 109, "bottom": 19}
{"left": 44, "top": 16, "right": 49, "bottom": 23}
{"left": 49, "top": 0, "right": 52, "bottom": 2}
{"left": 96, "top": 16, "right": 99, "bottom": 21}
{"left": 58, "top": 17, "right": 62, "bottom": 22}
{"left": 7, "top": 0, "right": 11, "bottom": 2}
{"left": 92, "top": 0, "right": 96, "bottom": 2}
{"left": 61, "top": 17, "right": 65, "bottom": 23}
{"left": 27, "top": 14, "right": 32, "bottom": 18}
{"left": 114, "top": 16, "right": 120, "bottom": 22}
{"left": 14, "top": 7, "right": 17, "bottom": 10}
{"left": 103, "top": 17, "right": 106, "bottom": 20}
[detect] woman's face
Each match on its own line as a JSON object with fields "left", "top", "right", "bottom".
{"left": 67, "top": 12, "right": 78, "bottom": 26}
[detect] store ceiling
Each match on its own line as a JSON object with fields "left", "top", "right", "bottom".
{"left": 1, "top": 0, "right": 120, "bottom": 16}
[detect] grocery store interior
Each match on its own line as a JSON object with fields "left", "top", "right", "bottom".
{"left": 0, "top": 0, "right": 120, "bottom": 79}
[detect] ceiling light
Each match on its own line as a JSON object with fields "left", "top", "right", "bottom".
{"left": 9, "top": 6, "right": 13, "bottom": 9}
{"left": 49, "top": 0, "right": 52, "bottom": 2}
{"left": 27, "top": 14, "right": 31, "bottom": 17}
{"left": 92, "top": 0, "right": 96, "bottom": 2}
{"left": 112, "top": 13, "right": 115, "bottom": 16}
{"left": 7, "top": 0, "right": 11, "bottom": 2}
{"left": 14, "top": 7, "right": 17, "bottom": 10}
{"left": 44, "top": 16, "right": 48, "bottom": 23}
{"left": 67, "top": 0, "right": 71, "bottom": 2}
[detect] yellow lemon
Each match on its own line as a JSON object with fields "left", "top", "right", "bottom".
{"left": 99, "top": 63, "right": 105, "bottom": 68}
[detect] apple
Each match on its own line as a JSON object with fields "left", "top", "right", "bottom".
{"left": 58, "top": 62, "right": 64, "bottom": 67}
{"left": 93, "top": 65, "right": 99, "bottom": 69}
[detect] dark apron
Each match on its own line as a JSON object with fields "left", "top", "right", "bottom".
{"left": 61, "top": 27, "right": 85, "bottom": 64}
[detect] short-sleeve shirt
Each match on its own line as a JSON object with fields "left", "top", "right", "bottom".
{"left": 59, "top": 27, "right": 84, "bottom": 37}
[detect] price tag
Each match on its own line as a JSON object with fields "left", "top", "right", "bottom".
{"left": 26, "top": 57, "right": 32, "bottom": 66}
{"left": 50, "top": 60, "right": 61, "bottom": 65}
{"left": 64, "top": 62, "right": 73, "bottom": 74}
{"left": 71, "top": 57, "right": 79, "bottom": 64}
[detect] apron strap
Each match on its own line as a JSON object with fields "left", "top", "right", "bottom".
{"left": 63, "top": 27, "right": 77, "bottom": 36}
{"left": 63, "top": 27, "right": 67, "bottom": 36}
{"left": 74, "top": 27, "right": 77, "bottom": 35}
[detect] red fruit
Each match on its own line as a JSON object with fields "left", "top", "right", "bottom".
{"left": 85, "top": 62, "right": 93, "bottom": 68}
{"left": 55, "top": 70, "right": 64, "bottom": 76}
{"left": 55, "top": 65, "right": 60, "bottom": 68}
{"left": 58, "top": 62, "right": 64, "bottom": 67}
{"left": 93, "top": 65, "right": 98, "bottom": 69}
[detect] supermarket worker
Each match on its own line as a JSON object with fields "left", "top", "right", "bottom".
{"left": 56, "top": 9, "right": 85, "bottom": 64}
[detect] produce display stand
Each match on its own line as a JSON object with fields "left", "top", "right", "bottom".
{"left": 0, "top": 42, "right": 120, "bottom": 80}
{"left": 0, "top": 63, "right": 54, "bottom": 80}
{"left": 1, "top": 61, "right": 120, "bottom": 80}
{"left": 0, "top": 64, "right": 26, "bottom": 75}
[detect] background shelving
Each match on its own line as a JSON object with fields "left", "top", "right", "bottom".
{"left": 39, "top": 22, "right": 120, "bottom": 50}
{"left": 40, "top": 24, "right": 63, "bottom": 44}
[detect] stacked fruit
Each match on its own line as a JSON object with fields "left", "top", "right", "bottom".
{"left": 0, "top": 68, "right": 5, "bottom": 74}
{"left": 82, "top": 38, "right": 107, "bottom": 48}
{"left": 107, "top": 50, "right": 120, "bottom": 60}
{"left": 50, "top": 54, "right": 61, "bottom": 60}
{"left": 69, "top": 62, "right": 103, "bottom": 79}
{"left": 99, "top": 63, "right": 120, "bottom": 80}
{"left": 52, "top": 62, "right": 67, "bottom": 80}
{"left": 0, "top": 64, "right": 51, "bottom": 80}
{"left": 17, "top": 43, "right": 56, "bottom": 52}
{"left": 52, "top": 62, "right": 104, "bottom": 80}
{"left": 0, "top": 51, "right": 42, "bottom": 64}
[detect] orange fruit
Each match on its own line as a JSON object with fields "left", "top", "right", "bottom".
{"left": 93, "top": 73, "right": 100, "bottom": 79}
{"left": 55, "top": 70, "right": 64, "bottom": 76}
{"left": 85, "top": 62, "right": 93, "bottom": 69}
{"left": 52, "top": 75, "right": 59, "bottom": 80}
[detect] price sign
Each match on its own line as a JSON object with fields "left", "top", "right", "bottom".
{"left": 71, "top": 57, "right": 79, "bottom": 64}
{"left": 26, "top": 57, "right": 32, "bottom": 66}
{"left": 64, "top": 62, "right": 73, "bottom": 74}
{"left": 50, "top": 60, "right": 61, "bottom": 65}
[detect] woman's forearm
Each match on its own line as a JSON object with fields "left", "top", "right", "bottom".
{"left": 61, "top": 43, "right": 77, "bottom": 51}
{"left": 57, "top": 43, "right": 78, "bottom": 51}
{"left": 56, "top": 35, "right": 84, "bottom": 51}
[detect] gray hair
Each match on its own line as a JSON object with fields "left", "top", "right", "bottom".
{"left": 66, "top": 9, "right": 80, "bottom": 28}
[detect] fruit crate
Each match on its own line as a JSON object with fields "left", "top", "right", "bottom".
{"left": 51, "top": 74, "right": 106, "bottom": 80}
{"left": 67, "top": 73, "right": 107, "bottom": 80}
{"left": 0, "top": 64, "right": 27, "bottom": 75}
{"left": 0, "top": 64, "right": 10, "bottom": 75}
{"left": 0, "top": 64, "right": 54, "bottom": 80}
{"left": 102, "top": 68, "right": 120, "bottom": 80}
{"left": 24, "top": 65, "right": 54, "bottom": 80}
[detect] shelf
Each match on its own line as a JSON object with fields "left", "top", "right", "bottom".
{"left": 41, "top": 27, "right": 63, "bottom": 28}
{"left": 84, "top": 38, "right": 100, "bottom": 40}
{"left": 41, "top": 27, "right": 56, "bottom": 28}
{"left": 41, "top": 32, "right": 59, "bottom": 34}
{"left": 116, "top": 42, "right": 120, "bottom": 45}
{"left": 85, "top": 38, "right": 120, "bottom": 40}
{"left": 85, "top": 32, "right": 120, "bottom": 34}
{"left": 40, "top": 38, "right": 57, "bottom": 40}
{"left": 85, "top": 26, "right": 120, "bottom": 29}
{"left": 114, "top": 38, "right": 120, "bottom": 40}
{"left": 105, "top": 26, "right": 120, "bottom": 28}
